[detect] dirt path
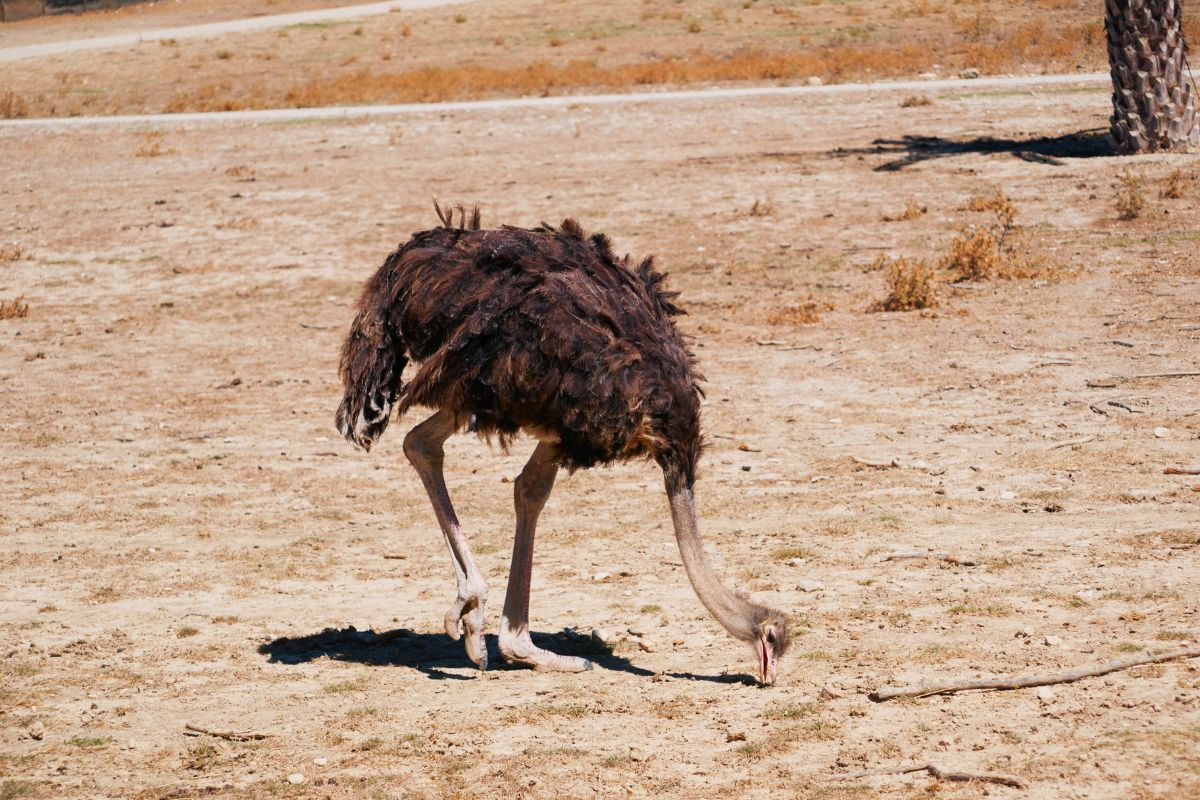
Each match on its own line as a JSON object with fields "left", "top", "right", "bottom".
{"left": 0, "top": 0, "right": 470, "bottom": 62}
{"left": 0, "top": 71, "right": 1111, "bottom": 127}
{"left": 1, "top": 70, "right": 1198, "bottom": 800}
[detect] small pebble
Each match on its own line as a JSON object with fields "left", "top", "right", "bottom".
{"left": 313, "top": 757, "right": 328, "bottom": 767}
{"left": 627, "top": 625, "right": 646, "bottom": 637}
{"left": 999, "top": 491, "right": 1016, "bottom": 500}
{"left": 1016, "top": 628, "right": 1033, "bottom": 638}
{"left": 820, "top": 684, "right": 844, "bottom": 699}
{"left": 1154, "top": 427, "right": 1169, "bottom": 438}
{"left": 591, "top": 572, "right": 611, "bottom": 582}
{"left": 591, "top": 628, "right": 612, "bottom": 645}
{"left": 1075, "top": 589, "right": 1095, "bottom": 602}
{"left": 1044, "top": 635, "right": 1062, "bottom": 647}
{"left": 637, "top": 640, "right": 654, "bottom": 653}
{"left": 28, "top": 721, "right": 44, "bottom": 741}
{"left": 287, "top": 774, "right": 305, "bottom": 785}
{"left": 1036, "top": 687, "right": 1055, "bottom": 703}
{"left": 725, "top": 730, "right": 746, "bottom": 742}
{"left": 798, "top": 580, "right": 825, "bottom": 593}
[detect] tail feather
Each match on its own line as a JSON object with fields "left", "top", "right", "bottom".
{"left": 336, "top": 300, "right": 406, "bottom": 451}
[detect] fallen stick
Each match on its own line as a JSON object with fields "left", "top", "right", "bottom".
{"left": 1164, "top": 467, "right": 1200, "bottom": 476}
{"left": 836, "top": 762, "right": 1026, "bottom": 789}
{"left": 1034, "top": 360, "right": 1074, "bottom": 367}
{"left": 1046, "top": 436, "right": 1096, "bottom": 450}
{"left": 876, "top": 550, "right": 977, "bottom": 567}
{"left": 298, "top": 322, "right": 335, "bottom": 330}
{"left": 184, "top": 724, "right": 272, "bottom": 741}
{"left": 849, "top": 455, "right": 899, "bottom": 469}
{"left": 1117, "top": 371, "right": 1200, "bottom": 381}
{"left": 869, "top": 647, "right": 1200, "bottom": 702}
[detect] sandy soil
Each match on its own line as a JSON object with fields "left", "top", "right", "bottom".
{"left": 1, "top": 78, "right": 1199, "bottom": 799}
{"left": 0, "top": 0, "right": 376, "bottom": 48}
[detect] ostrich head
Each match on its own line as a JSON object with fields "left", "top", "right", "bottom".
{"left": 750, "top": 605, "right": 791, "bottom": 686}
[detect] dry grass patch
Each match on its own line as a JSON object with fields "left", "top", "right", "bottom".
{"left": 0, "top": 92, "right": 29, "bottom": 120}
{"left": 767, "top": 296, "right": 834, "bottom": 326}
{"left": 0, "top": 298, "right": 29, "bottom": 321}
{"left": 899, "top": 94, "right": 933, "bottom": 108}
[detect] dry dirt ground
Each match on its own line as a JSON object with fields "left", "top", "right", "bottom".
{"left": 2, "top": 78, "right": 1200, "bottom": 799}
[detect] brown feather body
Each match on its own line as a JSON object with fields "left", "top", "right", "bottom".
{"left": 337, "top": 212, "right": 704, "bottom": 482}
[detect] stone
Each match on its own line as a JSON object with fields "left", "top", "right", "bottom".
{"left": 1154, "top": 427, "right": 1169, "bottom": 438}
{"left": 591, "top": 572, "right": 611, "bottom": 582}
{"left": 287, "top": 773, "right": 305, "bottom": 785}
{"left": 820, "top": 684, "right": 844, "bottom": 699}
{"left": 28, "top": 721, "right": 44, "bottom": 741}
{"left": 806, "top": 76, "right": 823, "bottom": 86}
{"left": 313, "top": 757, "right": 328, "bottom": 767}
{"left": 1016, "top": 628, "right": 1033, "bottom": 638}
{"left": 960, "top": 68, "right": 980, "bottom": 79}
{"left": 627, "top": 625, "right": 647, "bottom": 637}
{"left": 1036, "top": 687, "right": 1055, "bottom": 703}
{"left": 798, "top": 580, "right": 825, "bottom": 593}
{"left": 591, "top": 628, "right": 612, "bottom": 645}
{"left": 1044, "top": 635, "right": 1062, "bottom": 647}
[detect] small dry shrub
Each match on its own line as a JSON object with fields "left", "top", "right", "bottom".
{"left": 0, "top": 297, "right": 30, "bottom": 320}
{"left": 767, "top": 296, "right": 835, "bottom": 326}
{"left": 0, "top": 243, "right": 24, "bottom": 262}
{"left": 940, "top": 227, "right": 1000, "bottom": 280}
{"left": 868, "top": 256, "right": 938, "bottom": 312}
{"left": 748, "top": 197, "right": 774, "bottom": 217}
{"left": 899, "top": 94, "right": 932, "bottom": 108}
{"left": 136, "top": 131, "right": 176, "bottom": 158}
{"left": 881, "top": 198, "right": 926, "bottom": 221}
{"left": 1, "top": 92, "right": 29, "bottom": 120}
{"left": 1162, "top": 169, "right": 1188, "bottom": 199}
{"left": 1115, "top": 171, "right": 1145, "bottom": 220}
{"left": 966, "top": 189, "right": 1016, "bottom": 230}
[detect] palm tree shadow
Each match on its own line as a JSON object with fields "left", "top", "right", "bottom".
{"left": 257, "top": 626, "right": 755, "bottom": 685}
{"left": 836, "top": 128, "right": 1114, "bottom": 171}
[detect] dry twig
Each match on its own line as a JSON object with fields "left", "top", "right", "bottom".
{"left": 1164, "top": 467, "right": 1200, "bottom": 476}
{"left": 836, "top": 761, "right": 1026, "bottom": 789}
{"left": 869, "top": 647, "right": 1200, "bottom": 702}
{"left": 875, "top": 550, "right": 977, "bottom": 566}
{"left": 184, "top": 724, "right": 272, "bottom": 741}
{"left": 1046, "top": 436, "right": 1096, "bottom": 450}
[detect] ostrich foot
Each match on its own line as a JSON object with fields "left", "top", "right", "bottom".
{"left": 445, "top": 590, "right": 488, "bottom": 670}
{"left": 499, "top": 627, "right": 593, "bottom": 672}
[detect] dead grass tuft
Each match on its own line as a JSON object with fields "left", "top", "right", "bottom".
{"left": 0, "top": 92, "right": 29, "bottom": 120}
{"left": 767, "top": 296, "right": 834, "bottom": 326}
{"left": 899, "top": 94, "right": 932, "bottom": 108}
{"left": 881, "top": 198, "right": 926, "bottom": 221}
{"left": 1162, "top": 169, "right": 1188, "bottom": 200}
{"left": 748, "top": 197, "right": 774, "bottom": 217}
{"left": 0, "top": 297, "right": 30, "bottom": 321}
{"left": 1115, "top": 171, "right": 1146, "bottom": 220}
{"left": 941, "top": 228, "right": 1001, "bottom": 281}
{"left": 0, "top": 243, "right": 24, "bottom": 262}
{"left": 868, "top": 255, "right": 938, "bottom": 312}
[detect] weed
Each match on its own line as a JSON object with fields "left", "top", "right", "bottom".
{"left": 767, "top": 296, "right": 834, "bottom": 326}
{"left": 748, "top": 197, "right": 774, "bottom": 216}
{"left": 185, "top": 742, "right": 219, "bottom": 770}
{"left": 771, "top": 546, "right": 813, "bottom": 561}
{"left": 215, "top": 49, "right": 233, "bottom": 61}
{"left": 966, "top": 190, "right": 1016, "bottom": 231}
{"left": 325, "top": 680, "right": 365, "bottom": 694}
{"left": 881, "top": 198, "right": 926, "bottom": 221}
{"left": 1155, "top": 630, "right": 1190, "bottom": 641}
{"left": 1, "top": 783, "right": 33, "bottom": 800}
{"left": 68, "top": 736, "right": 112, "bottom": 748}
{"left": 764, "top": 703, "right": 817, "bottom": 719}
{"left": 639, "top": 604, "right": 661, "bottom": 614}
{"left": 899, "top": 94, "right": 933, "bottom": 107}
{"left": 353, "top": 736, "right": 384, "bottom": 752}
{"left": 868, "top": 255, "right": 938, "bottom": 312}
{"left": 1115, "top": 642, "right": 1143, "bottom": 653}
{"left": 176, "top": 626, "right": 199, "bottom": 638}
{"left": 0, "top": 297, "right": 29, "bottom": 320}
{"left": 687, "top": 20, "right": 703, "bottom": 33}
{"left": 0, "top": 243, "right": 23, "bottom": 262}
{"left": 0, "top": 92, "right": 28, "bottom": 120}
{"left": 548, "top": 36, "right": 565, "bottom": 47}
{"left": 941, "top": 228, "right": 1000, "bottom": 280}
{"left": 453, "top": 13, "right": 467, "bottom": 23}
{"left": 1162, "top": 169, "right": 1187, "bottom": 199}
{"left": 1116, "top": 171, "right": 1145, "bottom": 220}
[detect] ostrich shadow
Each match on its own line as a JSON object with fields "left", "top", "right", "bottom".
{"left": 257, "top": 626, "right": 756, "bottom": 685}
{"left": 833, "top": 127, "right": 1114, "bottom": 171}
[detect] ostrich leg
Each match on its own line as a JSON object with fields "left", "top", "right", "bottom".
{"left": 403, "top": 409, "right": 489, "bottom": 669}
{"left": 498, "top": 441, "right": 592, "bottom": 672}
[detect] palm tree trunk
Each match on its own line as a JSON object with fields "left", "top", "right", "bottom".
{"left": 1106, "top": 0, "right": 1200, "bottom": 152}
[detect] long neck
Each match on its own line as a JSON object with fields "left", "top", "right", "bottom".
{"left": 665, "top": 479, "right": 761, "bottom": 643}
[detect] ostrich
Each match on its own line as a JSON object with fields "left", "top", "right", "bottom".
{"left": 336, "top": 205, "right": 790, "bottom": 684}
